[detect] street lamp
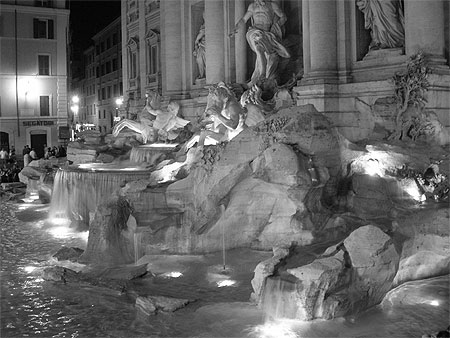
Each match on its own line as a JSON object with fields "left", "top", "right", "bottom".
{"left": 115, "top": 97, "right": 123, "bottom": 121}
{"left": 70, "top": 95, "right": 79, "bottom": 115}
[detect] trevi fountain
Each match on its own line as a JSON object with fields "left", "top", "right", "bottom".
{"left": 1, "top": 0, "right": 449, "bottom": 337}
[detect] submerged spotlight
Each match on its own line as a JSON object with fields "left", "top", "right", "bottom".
{"left": 365, "top": 158, "right": 383, "bottom": 176}
{"left": 161, "top": 271, "right": 183, "bottom": 278}
{"left": 217, "top": 280, "right": 236, "bottom": 287}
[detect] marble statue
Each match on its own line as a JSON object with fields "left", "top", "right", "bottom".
{"left": 193, "top": 13, "right": 206, "bottom": 80}
{"left": 112, "top": 94, "right": 157, "bottom": 144}
{"left": 231, "top": 0, "right": 290, "bottom": 86}
{"left": 113, "top": 92, "right": 189, "bottom": 144}
{"left": 357, "top": 0, "right": 405, "bottom": 50}
{"left": 184, "top": 82, "right": 245, "bottom": 150}
{"left": 146, "top": 101, "right": 190, "bottom": 142}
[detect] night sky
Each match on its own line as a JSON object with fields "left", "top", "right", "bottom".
{"left": 69, "top": 0, "right": 121, "bottom": 52}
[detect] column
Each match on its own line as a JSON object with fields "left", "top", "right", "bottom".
{"left": 205, "top": 0, "right": 225, "bottom": 84}
{"left": 160, "top": 0, "right": 182, "bottom": 94}
{"left": 234, "top": 0, "right": 247, "bottom": 84}
{"left": 302, "top": 0, "right": 338, "bottom": 83}
{"left": 404, "top": 0, "right": 445, "bottom": 58}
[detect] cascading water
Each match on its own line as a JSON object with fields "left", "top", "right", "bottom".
{"left": 261, "top": 274, "right": 300, "bottom": 321}
{"left": 48, "top": 164, "right": 151, "bottom": 226}
{"left": 134, "top": 232, "right": 143, "bottom": 265}
{"left": 130, "top": 144, "right": 179, "bottom": 164}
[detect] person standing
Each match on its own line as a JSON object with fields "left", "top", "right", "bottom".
{"left": 0, "top": 148, "right": 8, "bottom": 160}
{"left": 29, "top": 148, "right": 38, "bottom": 161}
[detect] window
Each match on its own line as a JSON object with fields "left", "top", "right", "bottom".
{"left": 112, "top": 58, "right": 118, "bottom": 71}
{"left": 113, "top": 84, "right": 118, "bottom": 96}
{"left": 101, "top": 88, "right": 106, "bottom": 100}
{"left": 40, "top": 96, "right": 50, "bottom": 116}
{"left": 97, "top": 90, "right": 101, "bottom": 100}
{"left": 149, "top": 45, "right": 157, "bottom": 74}
{"left": 35, "top": 0, "right": 53, "bottom": 8}
{"left": 106, "top": 37, "right": 111, "bottom": 49}
{"left": 103, "top": 110, "right": 106, "bottom": 119}
{"left": 96, "top": 45, "right": 100, "bottom": 55}
{"left": 106, "top": 61, "right": 111, "bottom": 74}
{"left": 38, "top": 55, "right": 50, "bottom": 75}
{"left": 107, "top": 86, "right": 111, "bottom": 98}
{"left": 145, "top": 30, "right": 159, "bottom": 77}
{"left": 33, "top": 19, "right": 54, "bottom": 39}
{"left": 112, "top": 33, "right": 118, "bottom": 45}
{"left": 127, "top": 37, "right": 139, "bottom": 80}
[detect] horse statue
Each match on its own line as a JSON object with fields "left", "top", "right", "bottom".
{"left": 184, "top": 82, "right": 247, "bottom": 150}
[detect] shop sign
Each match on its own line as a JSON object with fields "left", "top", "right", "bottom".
{"left": 23, "top": 120, "right": 55, "bottom": 126}
{"left": 59, "top": 126, "right": 70, "bottom": 139}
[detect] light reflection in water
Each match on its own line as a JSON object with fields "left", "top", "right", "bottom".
{"left": 248, "top": 319, "right": 299, "bottom": 338}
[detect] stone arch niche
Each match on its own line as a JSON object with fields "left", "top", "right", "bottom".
{"left": 191, "top": 1, "right": 205, "bottom": 85}
{"left": 242, "top": 0, "right": 303, "bottom": 86}
{"left": 354, "top": 1, "right": 371, "bottom": 61}
{"left": 354, "top": 0, "right": 405, "bottom": 61}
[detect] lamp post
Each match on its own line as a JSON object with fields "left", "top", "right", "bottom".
{"left": 70, "top": 95, "right": 79, "bottom": 141}
{"left": 115, "top": 97, "right": 123, "bottom": 121}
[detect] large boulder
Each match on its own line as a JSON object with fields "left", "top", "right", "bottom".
{"left": 263, "top": 225, "right": 399, "bottom": 320}
{"left": 393, "top": 207, "right": 450, "bottom": 286}
{"left": 79, "top": 196, "right": 135, "bottom": 265}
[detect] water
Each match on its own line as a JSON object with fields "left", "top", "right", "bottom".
{"left": 48, "top": 165, "right": 151, "bottom": 224}
{"left": 1, "top": 201, "right": 449, "bottom": 337}
{"left": 129, "top": 144, "right": 178, "bottom": 164}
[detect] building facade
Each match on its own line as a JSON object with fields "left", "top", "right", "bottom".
{"left": 120, "top": 0, "right": 449, "bottom": 141}
{"left": 0, "top": 0, "right": 70, "bottom": 158}
{"left": 70, "top": 17, "right": 123, "bottom": 135}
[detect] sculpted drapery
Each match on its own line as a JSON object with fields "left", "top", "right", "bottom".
{"left": 357, "top": 0, "right": 405, "bottom": 50}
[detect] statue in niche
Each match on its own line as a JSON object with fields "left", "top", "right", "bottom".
{"left": 357, "top": 0, "right": 405, "bottom": 50}
{"left": 193, "top": 12, "right": 206, "bottom": 80}
{"left": 231, "top": 0, "right": 291, "bottom": 87}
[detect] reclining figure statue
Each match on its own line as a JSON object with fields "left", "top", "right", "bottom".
{"left": 112, "top": 92, "right": 190, "bottom": 144}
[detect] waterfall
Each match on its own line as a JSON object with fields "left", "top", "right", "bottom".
{"left": 133, "top": 232, "right": 143, "bottom": 265}
{"left": 130, "top": 144, "right": 178, "bottom": 164}
{"left": 261, "top": 274, "right": 299, "bottom": 321}
{"left": 48, "top": 166, "right": 150, "bottom": 225}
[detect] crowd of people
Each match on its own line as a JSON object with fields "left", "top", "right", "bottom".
{"left": 0, "top": 147, "right": 19, "bottom": 183}
{"left": 0, "top": 144, "right": 67, "bottom": 183}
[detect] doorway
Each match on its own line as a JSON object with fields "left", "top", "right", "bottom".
{"left": 0, "top": 132, "right": 9, "bottom": 151}
{"left": 31, "top": 133, "right": 47, "bottom": 159}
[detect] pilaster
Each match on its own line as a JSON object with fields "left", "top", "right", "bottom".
{"left": 205, "top": 0, "right": 225, "bottom": 84}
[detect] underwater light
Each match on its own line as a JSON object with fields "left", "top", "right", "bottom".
{"left": 249, "top": 321, "right": 298, "bottom": 338}
{"left": 429, "top": 300, "right": 439, "bottom": 306}
{"left": 47, "top": 217, "right": 71, "bottom": 227}
{"left": 403, "top": 183, "right": 426, "bottom": 202}
{"left": 365, "top": 158, "right": 383, "bottom": 176}
{"left": 23, "top": 266, "right": 37, "bottom": 273}
{"left": 217, "top": 279, "right": 236, "bottom": 287}
{"left": 161, "top": 271, "right": 183, "bottom": 278}
{"left": 47, "top": 226, "right": 71, "bottom": 239}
